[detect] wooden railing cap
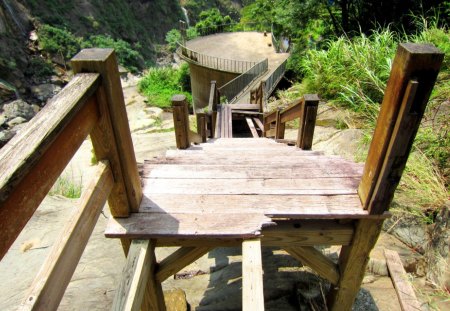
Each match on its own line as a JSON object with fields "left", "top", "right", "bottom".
{"left": 71, "top": 48, "right": 115, "bottom": 62}
{"left": 172, "top": 94, "right": 187, "bottom": 105}
{"left": 400, "top": 42, "right": 443, "bottom": 55}
{"left": 303, "top": 94, "right": 320, "bottom": 102}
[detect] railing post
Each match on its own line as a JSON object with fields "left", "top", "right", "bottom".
{"left": 275, "top": 108, "right": 285, "bottom": 139}
{"left": 172, "top": 95, "right": 190, "bottom": 149}
{"left": 196, "top": 112, "right": 207, "bottom": 143}
{"left": 179, "top": 20, "right": 187, "bottom": 45}
{"left": 296, "top": 94, "right": 319, "bottom": 150}
{"left": 358, "top": 43, "right": 444, "bottom": 215}
{"left": 72, "top": 49, "right": 142, "bottom": 216}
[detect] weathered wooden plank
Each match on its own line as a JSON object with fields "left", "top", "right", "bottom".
{"left": 280, "top": 97, "right": 303, "bottom": 123}
{"left": 105, "top": 212, "right": 275, "bottom": 239}
{"left": 231, "top": 103, "right": 261, "bottom": 110}
{"left": 0, "top": 95, "right": 99, "bottom": 260}
{"left": 142, "top": 163, "right": 363, "bottom": 179}
{"left": 90, "top": 85, "right": 130, "bottom": 217}
{"left": 172, "top": 95, "right": 190, "bottom": 149}
{"left": 19, "top": 161, "right": 113, "bottom": 311}
{"left": 327, "top": 219, "right": 384, "bottom": 310}
{"left": 156, "top": 246, "right": 211, "bottom": 282}
{"left": 253, "top": 117, "right": 264, "bottom": 132}
{"left": 72, "top": 49, "right": 142, "bottom": 213}
{"left": 138, "top": 193, "right": 366, "bottom": 218}
{"left": 359, "top": 43, "right": 444, "bottom": 210}
{"left": 246, "top": 117, "right": 259, "bottom": 138}
{"left": 165, "top": 149, "right": 323, "bottom": 157}
{"left": 232, "top": 110, "right": 263, "bottom": 116}
{"left": 0, "top": 73, "right": 99, "bottom": 202}
{"left": 263, "top": 221, "right": 354, "bottom": 246}
{"left": 242, "top": 239, "right": 265, "bottom": 311}
{"left": 142, "top": 177, "right": 360, "bottom": 195}
{"left": 384, "top": 249, "right": 422, "bottom": 311}
{"left": 286, "top": 246, "right": 340, "bottom": 285}
{"left": 214, "top": 105, "right": 223, "bottom": 138}
{"left": 111, "top": 240, "right": 154, "bottom": 311}
{"left": 227, "top": 104, "right": 233, "bottom": 137}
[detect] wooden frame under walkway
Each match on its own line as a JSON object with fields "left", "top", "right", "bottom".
{"left": 106, "top": 44, "right": 443, "bottom": 310}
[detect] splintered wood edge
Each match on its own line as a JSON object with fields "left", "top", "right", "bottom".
{"left": 104, "top": 213, "right": 276, "bottom": 239}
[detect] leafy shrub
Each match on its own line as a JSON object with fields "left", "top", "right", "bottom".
{"left": 138, "top": 65, "right": 192, "bottom": 109}
{"left": 82, "top": 35, "right": 143, "bottom": 73}
{"left": 38, "top": 24, "right": 81, "bottom": 59}
{"left": 195, "top": 9, "right": 232, "bottom": 32}
{"left": 26, "top": 57, "right": 54, "bottom": 77}
{"left": 165, "top": 29, "right": 182, "bottom": 52}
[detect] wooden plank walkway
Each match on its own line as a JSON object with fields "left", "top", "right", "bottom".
{"left": 106, "top": 138, "right": 376, "bottom": 242}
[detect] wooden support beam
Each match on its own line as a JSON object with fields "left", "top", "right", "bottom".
{"left": 253, "top": 117, "right": 264, "bottom": 132}
{"left": 327, "top": 219, "right": 383, "bottom": 311}
{"left": 262, "top": 221, "right": 354, "bottom": 247}
{"left": 384, "top": 249, "right": 422, "bottom": 311}
{"left": 358, "top": 43, "right": 444, "bottom": 214}
{"left": 242, "top": 239, "right": 265, "bottom": 311}
{"left": 296, "top": 94, "right": 319, "bottom": 150}
{"left": 89, "top": 85, "right": 132, "bottom": 216}
{"left": 285, "top": 246, "right": 340, "bottom": 285}
{"left": 0, "top": 76, "right": 100, "bottom": 260}
{"left": 112, "top": 240, "right": 155, "bottom": 311}
{"left": 172, "top": 95, "right": 190, "bottom": 149}
{"left": 246, "top": 117, "right": 259, "bottom": 138}
{"left": 20, "top": 161, "right": 114, "bottom": 311}
{"left": 72, "top": 48, "right": 142, "bottom": 213}
{"left": 142, "top": 240, "right": 166, "bottom": 311}
{"left": 156, "top": 246, "right": 211, "bottom": 282}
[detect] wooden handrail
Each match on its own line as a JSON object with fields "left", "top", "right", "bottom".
{"left": 0, "top": 48, "right": 144, "bottom": 310}
{"left": 263, "top": 94, "right": 319, "bottom": 149}
{"left": 358, "top": 43, "right": 444, "bottom": 215}
{"left": 0, "top": 73, "right": 101, "bottom": 259}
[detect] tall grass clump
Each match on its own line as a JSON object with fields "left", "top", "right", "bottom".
{"left": 138, "top": 63, "right": 192, "bottom": 109}
{"left": 49, "top": 175, "right": 82, "bottom": 199}
{"left": 300, "top": 28, "right": 398, "bottom": 121}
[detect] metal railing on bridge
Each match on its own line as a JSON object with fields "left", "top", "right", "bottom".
{"left": 218, "top": 58, "right": 268, "bottom": 103}
{"left": 177, "top": 44, "right": 258, "bottom": 73}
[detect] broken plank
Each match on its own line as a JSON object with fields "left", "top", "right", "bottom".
{"left": 105, "top": 212, "right": 275, "bottom": 239}
{"left": 242, "top": 239, "right": 265, "bottom": 311}
{"left": 246, "top": 117, "right": 259, "bottom": 138}
{"left": 385, "top": 249, "right": 422, "bottom": 311}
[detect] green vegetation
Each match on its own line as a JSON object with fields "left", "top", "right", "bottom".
{"left": 49, "top": 174, "right": 82, "bottom": 199}
{"left": 195, "top": 8, "right": 232, "bottom": 31}
{"left": 25, "top": 57, "right": 54, "bottom": 77}
{"left": 37, "top": 24, "right": 143, "bottom": 72}
{"left": 184, "top": 0, "right": 242, "bottom": 25}
{"left": 138, "top": 63, "right": 192, "bottom": 109}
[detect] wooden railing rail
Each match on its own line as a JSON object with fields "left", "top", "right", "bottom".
{"left": 0, "top": 48, "right": 143, "bottom": 310}
{"left": 263, "top": 94, "right": 319, "bottom": 150}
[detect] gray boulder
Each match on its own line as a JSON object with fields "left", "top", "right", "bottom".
{"left": 31, "top": 83, "right": 61, "bottom": 101}
{"left": 2, "top": 99, "right": 35, "bottom": 120}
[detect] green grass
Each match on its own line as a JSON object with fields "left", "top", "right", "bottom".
{"left": 49, "top": 174, "right": 82, "bottom": 199}
{"left": 138, "top": 64, "right": 192, "bottom": 110}
{"left": 293, "top": 17, "right": 449, "bottom": 216}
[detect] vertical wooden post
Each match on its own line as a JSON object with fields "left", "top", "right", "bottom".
{"left": 327, "top": 219, "right": 383, "bottom": 311}
{"left": 358, "top": 43, "right": 443, "bottom": 214}
{"left": 71, "top": 49, "right": 142, "bottom": 215}
{"left": 172, "top": 95, "right": 190, "bottom": 149}
{"left": 296, "top": 94, "right": 319, "bottom": 150}
{"left": 196, "top": 112, "right": 207, "bottom": 143}
{"left": 275, "top": 109, "right": 285, "bottom": 139}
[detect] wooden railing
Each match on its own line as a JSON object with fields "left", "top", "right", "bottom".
{"left": 0, "top": 48, "right": 142, "bottom": 310}
{"left": 263, "top": 94, "right": 319, "bottom": 150}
